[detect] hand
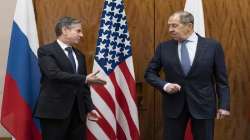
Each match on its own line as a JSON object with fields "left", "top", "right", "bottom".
{"left": 86, "top": 70, "right": 106, "bottom": 85}
{"left": 164, "top": 83, "right": 181, "bottom": 94}
{"left": 87, "top": 109, "right": 101, "bottom": 122}
{"left": 216, "top": 109, "right": 230, "bottom": 120}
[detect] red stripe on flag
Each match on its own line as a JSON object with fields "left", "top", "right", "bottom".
{"left": 92, "top": 85, "right": 115, "bottom": 115}
{"left": 90, "top": 86, "right": 117, "bottom": 139}
{"left": 109, "top": 72, "right": 140, "bottom": 139}
{"left": 185, "top": 120, "right": 193, "bottom": 140}
{"left": 87, "top": 129, "right": 97, "bottom": 140}
{"left": 118, "top": 62, "right": 137, "bottom": 101}
{"left": 117, "top": 121, "right": 127, "bottom": 140}
{"left": 94, "top": 109, "right": 116, "bottom": 140}
{"left": 1, "top": 75, "right": 42, "bottom": 140}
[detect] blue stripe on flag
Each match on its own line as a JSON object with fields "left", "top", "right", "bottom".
{"left": 6, "top": 21, "right": 41, "bottom": 128}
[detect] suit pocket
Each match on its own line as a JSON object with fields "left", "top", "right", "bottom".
{"left": 199, "top": 86, "right": 215, "bottom": 103}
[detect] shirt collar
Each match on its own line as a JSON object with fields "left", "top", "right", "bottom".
{"left": 186, "top": 32, "right": 198, "bottom": 42}
{"left": 57, "top": 39, "right": 71, "bottom": 50}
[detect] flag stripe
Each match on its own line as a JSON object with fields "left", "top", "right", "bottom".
{"left": 125, "top": 57, "right": 135, "bottom": 80}
{"left": 116, "top": 105, "right": 132, "bottom": 140}
{"left": 91, "top": 70, "right": 132, "bottom": 139}
{"left": 91, "top": 88, "right": 117, "bottom": 135}
{"left": 109, "top": 72, "right": 140, "bottom": 139}
{"left": 1, "top": 0, "right": 41, "bottom": 139}
{"left": 92, "top": 85, "right": 116, "bottom": 115}
{"left": 87, "top": 120, "right": 110, "bottom": 140}
{"left": 117, "top": 122, "right": 127, "bottom": 140}
{"left": 184, "top": 0, "right": 205, "bottom": 37}
{"left": 7, "top": 22, "right": 40, "bottom": 110}
{"left": 1, "top": 75, "right": 41, "bottom": 140}
{"left": 14, "top": 0, "right": 39, "bottom": 55}
{"left": 94, "top": 109, "right": 116, "bottom": 140}
{"left": 94, "top": 87, "right": 132, "bottom": 140}
{"left": 118, "top": 61, "right": 137, "bottom": 100}
{"left": 92, "top": 61, "right": 117, "bottom": 102}
{"left": 91, "top": 62, "right": 133, "bottom": 139}
{"left": 115, "top": 65, "right": 139, "bottom": 130}
{"left": 87, "top": 129, "right": 97, "bottom": 140}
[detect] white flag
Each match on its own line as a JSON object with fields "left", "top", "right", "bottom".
{"left": 184, "top": 0, "right": 205, "bottom": 37}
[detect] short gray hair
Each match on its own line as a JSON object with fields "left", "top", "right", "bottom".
{"left": 174, "top": 11, "right": 194, "bottom": 25}
{"left": 55, "top": 16, "right": 81, "bottom": 37}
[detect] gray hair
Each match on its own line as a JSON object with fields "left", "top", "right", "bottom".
{"left": 174, "top": 11, "right": 194, "bottom": 25}
{"left": 55, "top": 16, "right": 81, "bottom": 37}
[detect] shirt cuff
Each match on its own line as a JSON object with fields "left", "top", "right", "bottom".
{"left": 163, "top": 83, "right": 170, "bottom": 91}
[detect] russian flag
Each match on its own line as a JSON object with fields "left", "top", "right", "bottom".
{"left": 0, "top": 0, "right": 42, "bottom": 140}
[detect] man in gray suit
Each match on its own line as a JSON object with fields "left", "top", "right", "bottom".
{"left": 144, "top": 11, "right": 230, "bottom": 140}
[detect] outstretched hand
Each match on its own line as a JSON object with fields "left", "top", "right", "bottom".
{"left": 86, "top": 70, "right": 106, "bottom": 85}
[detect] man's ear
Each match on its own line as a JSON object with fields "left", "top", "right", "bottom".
{"left": 187, "top": 23, "right": 193, "bottom": 28}
{"left": 62, "top": 26, "right": 68, "bottom": 35}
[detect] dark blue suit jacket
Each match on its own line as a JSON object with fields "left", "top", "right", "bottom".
{"left": 144, "top": 34, "right": 230, "bottom": 119}
{"left": 34, "top": 41, "right": 94, "bottom": 121}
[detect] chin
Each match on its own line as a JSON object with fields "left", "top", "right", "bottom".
{"left": 171, "top": 36, "right": 178, "bottom": 40}
{"left": 171, "top": 36, "right": 180, "bottom": 41}
{"left": 74, "top": 40, "right": 80, "bottom": 44}
{"left": 170, "top": 35, "right": 176, "bottom": 38}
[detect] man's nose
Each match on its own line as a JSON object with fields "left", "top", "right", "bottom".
{"left": 169, "top": 28, "right": 174, "bottom": 32}
{"left": 168, "top": 26, "right": 174, "bottom": 32}
{"left": 79, "top": 32, "right": 83, "bottom": 37}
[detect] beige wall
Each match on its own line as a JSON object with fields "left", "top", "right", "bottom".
{"left": 0, "top": 0, "right": 16, "bottom": 137}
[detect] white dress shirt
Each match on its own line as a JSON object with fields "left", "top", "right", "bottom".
{"left": 163, "top": 32, "right": 198, "bottom": 91}
{"left": 57, "top": 39, "right": 79, "bottom": 72}
{"left": 178, "top": 32, "right": 198, "bottom": 65}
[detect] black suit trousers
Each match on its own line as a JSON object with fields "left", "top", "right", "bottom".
{"left": 40, "top": 99, "right": 86, "bottom": 140}
{"left": 164, "top": 102, "right": 214, "bottom": 140}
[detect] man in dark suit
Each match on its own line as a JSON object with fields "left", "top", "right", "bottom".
{"left": 144, "top": 11, "right": 230, "bottom": 140}
{"left": 34, "top": 16, "right": 106, "bottom": 140}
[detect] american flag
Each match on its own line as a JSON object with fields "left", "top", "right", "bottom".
{"left": 87, "top": 0, "right": 140, "bottom": 140}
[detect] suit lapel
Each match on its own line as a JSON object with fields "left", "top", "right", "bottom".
{"left": 171, "top": 40, "right": 185, "bottom": 76}
{"left": 52, "top": 41, "right": 76, "bottom": 73}
{"left": 187, "top": 36, "right": 207, "bottom": 76}
{"left": 73, "top": 48, "right": 84, "bottom": 74}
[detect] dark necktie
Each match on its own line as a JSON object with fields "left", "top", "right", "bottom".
{"left": 180, "top": 40, "right": 191, "bottom": 75}
{"left": 65, "top": 47, "right": 76, "bottom": 72}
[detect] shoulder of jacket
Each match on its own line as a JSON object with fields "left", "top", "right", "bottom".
{"left": 158, "top": 39, "right": 177, "bottom": 49}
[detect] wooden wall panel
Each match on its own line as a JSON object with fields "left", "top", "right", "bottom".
{"left": 34, "top": 0, "right": 104, "bottom": 72}
{"left": 203, "top": 0, "right": 250, "bottom": 140}
{"left": 124, "top": 0, "right": 155, "bottom": 139}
